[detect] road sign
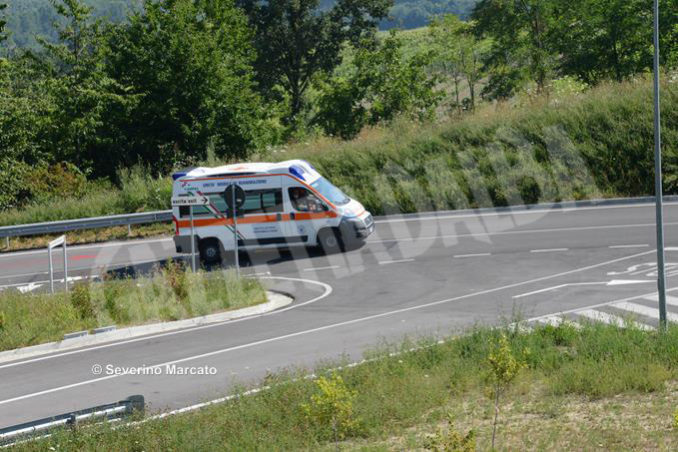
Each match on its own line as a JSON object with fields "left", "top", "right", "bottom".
{"left": 171, "top": 196, "right": 209, "bottom": 207}
{"left": 223, "top": 185, "right": 246, "bottom": 210}
{"left": 171, "top": 196, "right": 208, "bottom": 272}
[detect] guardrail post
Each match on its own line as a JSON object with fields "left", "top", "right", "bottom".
{"left": 48, "top": 245, "right": 54, "bottom": 294}
{"left": 63, "top": 240, "right": 68, "bottom": 292}
{"left": 4, "top": 237, "right": 8, "bottom": 249}
{"left": 125, "top": 395, "right": 145, "bottom": 416}
{"left": 127, "top": 224, "right": 132, "bottom": 236}
{"left": 66, "top": 413, "right": 77, "bottom": 431}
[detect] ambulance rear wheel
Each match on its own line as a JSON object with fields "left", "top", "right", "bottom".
{"left": 199, "top": 239, "right": 222, "bottom": 264}
{"left": 318, "top": 229, "right": 344, "bottom": 254}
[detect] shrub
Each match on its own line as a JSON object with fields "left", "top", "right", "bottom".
{"left": 70, "top": 282, "right": 95, "bottom": 320}
{"left": 301, "top": 373, "right": 360, "bottom": 442}
{"left": 424, "top": 412, "right": 476, "bottom": 452}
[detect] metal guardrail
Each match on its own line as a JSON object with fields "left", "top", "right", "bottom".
{"left": 1, "top": 195, "right": 678, "bottom": 243}
{"left": 0, "top": 211, "right": 172, "bottom": 239}
{"left": 0, "top": 395, "right": 144, "bottom": 447}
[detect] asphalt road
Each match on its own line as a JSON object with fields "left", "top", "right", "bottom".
{"left": 2, "top": 201, "right": 678, "bottom": 427}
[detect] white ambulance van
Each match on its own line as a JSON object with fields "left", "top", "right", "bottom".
{"left": 171, "top": 160, "right": 374, "bottom": 263}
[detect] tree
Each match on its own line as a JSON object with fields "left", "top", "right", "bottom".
{"left": 472, "top": 0, "right": 557, "bottom": 99}
{"left": 315, "top": 31, "right": 442, "bottom": 139}
{"left": 37, "top": 0, "right": 134, "bottom": 174}
{"left": 429, "top": 14, "right": 489, "bottom": 112}
{"left": 0, "top": 2, "right": 7, "bottom": 44}
{"left": 551, "top": 0, "right": 651, "bottom": 84}
{"left": 105, "top": 0, "right": 266, "bottom": 176}
{"left": 238, "top": 0, "right": 392, "bottom": 124}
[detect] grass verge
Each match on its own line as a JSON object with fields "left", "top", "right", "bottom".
{"left": 12, "top": 322, "right": 678, "bottom": 450}
{"left": 0, "top": 223, "right": 173, "bottom": 253}
{"left": 0, "top": 264, "right": 266, "bottom": 352}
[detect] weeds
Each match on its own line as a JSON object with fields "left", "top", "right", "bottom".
{"left": 424, "top": 413, "right": 476, "bottom": 452}
{"left": 0, "top": 267, "right": 266, "bottom": 351}
{"left": 486, "top": 333, "right": 527, "bottom": 449}
{"left": 301, "top": 373, "right": 360, "bottom": 443}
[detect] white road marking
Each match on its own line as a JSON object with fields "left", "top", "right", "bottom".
{"left": 512, "top": 279, "right": 655, "bottom": 299}
{"left": 0, "top": 249, "right": 656, "bottom": 402}
{"left": 304, "top": 265, "right": 340, "bottom": 271}
{"left": 530, "top": 248, "right": 569, "bottom": 253}
{"left": 611, "top": 302, "right": 678, "bottom": 322}
{"left": 370, "top": 222, "right": 678, "bottom": 245}
{"left": 609, "top": 244, "right": 649, "bottom": 249}
{"left": 0, "top": 276, "right": 333, "bottom": 370}
{"left": 524, "top": 286, "right": 678, "bottom": 325}
{"left": 575, "top": 309, "right": 653, "bottom": 330}
{"left": 378, "top": 259, "right": 415, "bottom": 265}
{"left": 373, "top": 201, "right": 678, "bottom": 224}
{"left": 643, "top": 294, "right": 678, "bottom": 306}
{"left": 453, "top": 253, "right": 491, "bottom": 258}
{"left": 537, "top": 317, "right": 581, "bottom": 329}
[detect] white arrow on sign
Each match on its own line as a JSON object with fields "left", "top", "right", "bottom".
{"left": 171, "top": 196, "right": 209, "bottom": 207}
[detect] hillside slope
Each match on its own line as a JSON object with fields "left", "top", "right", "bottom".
{"left": 1, "top": 77, "right": 676, "bottom": 226}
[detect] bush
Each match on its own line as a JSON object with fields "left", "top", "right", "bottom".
{"left": 424, "top": 413, "right": 476, "bottom": 452}
{"left": 301, "top": 373, "right": 360, "bottom": 442}
{"left": 70, "top": 282, "right": 95, "bottom": 321}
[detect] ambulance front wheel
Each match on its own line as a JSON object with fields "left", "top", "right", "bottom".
{"left": 318, "top": 228, "right": 344, "bottom": 254}
{"left": 199, "top": 239, "right": 222, "bottom": 264}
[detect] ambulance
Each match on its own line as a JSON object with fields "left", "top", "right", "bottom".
{"left": 171, "top": 160, "right": 375, "bottom": 263}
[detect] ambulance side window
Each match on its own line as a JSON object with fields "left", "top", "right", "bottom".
{"left": 288, "top": 187, "right": 326, "bottom": 212}
{"left": 241, "top": 189, "right": 283, "bottom": 214}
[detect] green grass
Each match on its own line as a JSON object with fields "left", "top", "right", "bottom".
{"left": 12, "top": 322, "right": 678, "bottom": 451}
{"left": 2, "top": 76, "right": 678, "bottom": 226}
{"left": 0, "top": 264, "right": 266, "bottom": 351}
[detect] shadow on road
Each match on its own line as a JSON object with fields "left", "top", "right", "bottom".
{"left": 104, "top": 241, "right": 366, "bottom": 280}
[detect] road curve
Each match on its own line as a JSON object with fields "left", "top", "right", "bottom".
{"left": 1, "top": 201, "right": 678, "bottom": 427}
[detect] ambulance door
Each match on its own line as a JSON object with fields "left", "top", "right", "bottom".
{"left": 237, "top": 176, "right": 286, "bottom": 247}
{"left": 284, "top": 181, "right": 332, "bottom": 246}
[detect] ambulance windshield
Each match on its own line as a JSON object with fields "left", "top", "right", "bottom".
{"left": 311, "top": 177, "right": 351, "bottom": 206}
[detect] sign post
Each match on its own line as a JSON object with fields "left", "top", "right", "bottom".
{"left": 172, "top": 195, "right": 210, "bottom": 272}
{"left": 653, "top": 0, "right": 668, "bottom": 331}
{"left": 48, "top": 235, "right": 67, "bottom": 294}
{"left": 224, "top": 184, "right": 246, "bottom": 277}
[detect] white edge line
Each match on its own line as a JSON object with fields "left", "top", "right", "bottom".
{"left": 454, "top": 253, "right": 491, "bottom": 258}
{"left": 378, "top": 259, "right": 415, "bottom": 265}
{"left": 609, "top": 244, "right": 650, "bottom": 249}
{"left": 303, "top": 265, "right": 340, "bottom": 272}
{"left": 373, "top": 201, "right": 678, "bottom": 224}
{"left": 0, "top": 249, "right": 655, "bottom": 405}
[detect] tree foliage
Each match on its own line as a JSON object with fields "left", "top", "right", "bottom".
{"left": 238, "top": 0, "right": 392, "bottom": 122}
{"left": 429, "top": 14, "right": 488, "bottom": 111}
{"left": 103, "top": 0, "right": 265, "bottom": 176}
{"left": 315, "top": 31, "right": 441, "bottom": 139}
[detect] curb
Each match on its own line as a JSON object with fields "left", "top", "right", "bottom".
{"left": 0, "top": 291, "right": 292, "bottom": 365}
